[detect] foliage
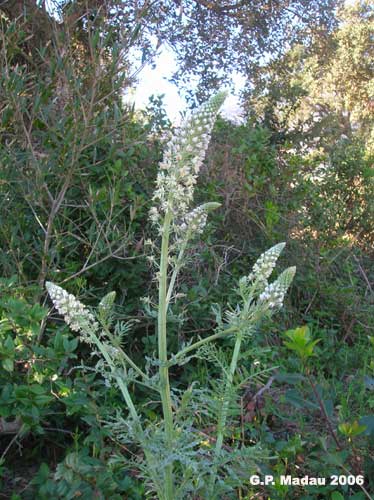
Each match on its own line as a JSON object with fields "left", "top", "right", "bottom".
{"left": 0, "top": 12, "right": 161, "bottom": 309}
{"left": 1, "top": 2, "right": 374, "bottom": 499}
{"left": 247, "top": 1, "right": 374, "bottom": 151}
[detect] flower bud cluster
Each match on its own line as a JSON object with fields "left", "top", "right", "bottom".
{"left": 248, "top": 242, "right": 286, "bottom": 286}
{"left": 258, "top": 266, "right": 296, "bottom": 309}
{"left": 259, "top": 281, "right": 287, "bottom": 308}
{"left": 179, "top": 205, "right": 208, "bottom": 234}
{"left": 46, "top": 281, "right": 98, "bottom": 336}
{"left": 150, "top": 92, "right": 226, "bottom": 224}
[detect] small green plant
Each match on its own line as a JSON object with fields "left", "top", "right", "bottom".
{"left": 46, "top": 93, "right": 296, "bottom": 499}
{"left": 339, "top": 421, "right": 367, "bottom": 442}
{"left": 284, "top": 325, "right": 321, "bottom": 363}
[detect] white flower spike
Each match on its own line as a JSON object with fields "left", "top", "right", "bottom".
{"left": 249, "top": 242, "right": 286, "bottom": 286}
{"left": 259, "top": 266, "right": 296, "bottom": 309}
{"left": 150, "top": 92, "right": 227, "bottom": 225}
{"left": 46, "top": 281, "right": 98, "bottom": 335}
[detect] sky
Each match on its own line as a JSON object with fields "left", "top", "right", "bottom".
{"left": 129, "top": 44, "right": 246, "bottom": 124}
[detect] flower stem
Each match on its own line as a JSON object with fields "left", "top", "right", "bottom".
{"left": 166, "top": 236, "right": 189, "bottom": 308}
{"left": 158, "top": 211, "right": 174, "bottom": 499}
{"left": 88, "top": 331, "right": 166, "bottom": 498}
{"left": 216, "top": 333, "right": 243, "bottom": 451}
{"left": 102, "top": 324, "right": 149, "bottom": 381}
{"left": 88, "top": 329, "right": 140, "bottom": 422}
{"left": 209, "top": 331, "right": 243, "bottom": 494}
{"left": 174, "top": 325, "right": 238, "bottom": 362}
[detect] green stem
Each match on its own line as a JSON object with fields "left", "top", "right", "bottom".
{"left": 209, "top": 331, "right": 243, "bottom": 494}
{"left": 102, "top": 325, "right": 149, "bottom": 381}
{"left": 215, "top": 332, "right": 243, "bottom": 453}
{"left": 89, "top": 330, "right": 140, "bottom": 422}
{"left": 117, "top": 349, "right": 149, "bottom": 383}
{"left": 158, "top": 211, "right": 174, "bottom": 499}
{"left": 88, "top": 331, "right": 166, "bottom": 498}
{"left": 174, "top": 326, "right": 238, "bottom": 362}
{"left": 166, "top": 236, "right": 189, "bottom": 308}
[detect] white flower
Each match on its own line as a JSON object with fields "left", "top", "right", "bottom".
{"left": 259, "top": 282, "right": 285, "bottom": 308}
{"left": 178, "top": 202, "right": 221, "bottom": 236}
{"left": 258, "top": 266, "right": 296, "bottom": 309}
{"left": 180, "top": 206, "right": 207, "bottom": 234}
{"left": 46, "top": 282, "right": 98, "bottom": 336}
{"left": 248, "top": 242, "right": 286, "bottom": 286}
{"left": 150, "top": 92, "right": 227, "bottom": 225}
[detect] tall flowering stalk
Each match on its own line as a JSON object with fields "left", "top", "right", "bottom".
{"left": 150, "top": 93, "right": 227, "bottom": 225}
{"left": 209, "top": 244, "right": 295, "bottom": 493}
{"left": 150, "top": 92, "right": 227, "bottom": 497}
{"left": 45, "top": 282, "right": 140, "bottom": 424}
{"left": 45, "top": 92, "right": 297, "bottom": 499}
